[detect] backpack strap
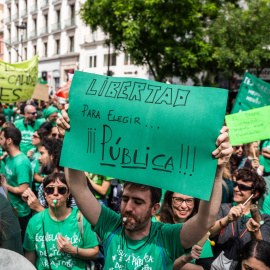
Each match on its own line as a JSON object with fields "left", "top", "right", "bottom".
{"left": 104, "top": 226, "right": 121, "bottom": 260}
{"left": 157, "top": 234, "right": 166, "bottom": 270}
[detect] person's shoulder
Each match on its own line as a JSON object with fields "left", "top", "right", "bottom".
{"left": 14, "top": 153, "right": 32, "bottom": 166}
{"left": 29, "top": 209, "right": 47, "bottom": 224}
{"left": 14, "top": 118, "right": 24, "bottom": 126}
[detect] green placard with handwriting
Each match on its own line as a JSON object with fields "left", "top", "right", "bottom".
{"left": 60, "top": 71, "right": 228, "bottom": 200}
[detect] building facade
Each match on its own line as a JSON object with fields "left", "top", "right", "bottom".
{"left": 3, "top": 0, "right": 149, "bottom": 94}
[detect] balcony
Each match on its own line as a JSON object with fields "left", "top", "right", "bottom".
{"left": 4, "top": 38, "right": 11, "bottom": 45}
{"left": 22, "top": 33, "right": 28, "bottom": 41}
{"left": 12, "top": 14, "right": 18, "bottom": 21}
{"left": 11, "top": 36, "right": 19, "bottom": 44}
{"left": 5, "top": 18, "right": 11, "bottom": 24}
{"left": 52, "top": 0, "right": 62, "bottom": 4}
{"left": 52, "top": 22, "right": 61, "bottom": 32}
{"left": 41, "top": 0, "right": 49, "bottom": 8}
{"left": 40, "top": 26, "right": 48, "bottom": 35}
{"left": 21, "top": 9, "right": 28, "bottom": 17}
{"left": 30, "top": 30, "right": 37, "bottom": 38}
{"left": 5, "top": 0, "right": 11, "bottom": 3}
{"left": 30, "top": 4, "right": 38, "bottom": 13}
{"left": 65, "top": 18, "right": 75, "bottom": 28}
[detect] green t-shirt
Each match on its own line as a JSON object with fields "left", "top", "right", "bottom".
{"left": 14, "top": 118, "right": 46, "bottom": 155}
{"left": 4, "top": 153, "right": 32, "bottom": 217}
{"left": 94, "top": 205, "right": 186, "bottom": 270}
{"left": 89, "top": 173, "right": 114, "bottom": 199}
{"left": 23, "top": 207, "right": 99, "bottom": 270}
{"left": 3, "top": 108, "right": 14, "bottom": 122}
{"left": 262, "top": 140, "right": 270, "bottom": 173}
{"left": 263, "top": 194, "right": 270, "bottom": 215}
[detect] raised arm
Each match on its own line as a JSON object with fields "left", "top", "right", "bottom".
{"left": 180, "top": 126, "right": 232, "bottom": 249}
{"left": 58, "top": 106, "right": 101, "bottom": 226}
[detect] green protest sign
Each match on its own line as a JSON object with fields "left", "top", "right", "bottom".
{"left": 226, "top": 106, "right": 270, "bottom": 146}
{"left": 232, "top": 72, "right": 270, "bottom": 113}
{"left": 60, "top": 71, "right": 228, "bottom": 201}
{"left": 0, "top": 55, "right": 38, "bottom": 102}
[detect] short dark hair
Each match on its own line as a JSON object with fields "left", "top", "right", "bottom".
{"left": 235, "top": 168, "right": 266, "bottom": 202}
{"left": 42, "top": 173, "right": 72, "bottom": 208}
{"left": 123, "top": 182, "right": 161, "bottom": 207}
{"left": 1, "top": 127, "right": 21, "bottom": 147}
{"left": 235, "top": 240, "right": 270, "bottom": 270}
{"left": 42, "top": 138, "right": 63, "bottom": 170}
{"left": 40, "top": 122, "right": 53, "bottom": 133}
{"left": 0, "top": 114, "right": 6, "bottom": 127}
{"left": 37, "top": 128, "right": 51, "bottom": 142}
{"left": 158, "top": 191, "right": 200, "bottom": 224}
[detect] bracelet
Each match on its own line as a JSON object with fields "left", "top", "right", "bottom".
{"left": 72, "top": 247, "right": 78, "bottom": 257}
{"left": 219, "top": 218, "right": 227, "bottom": 228}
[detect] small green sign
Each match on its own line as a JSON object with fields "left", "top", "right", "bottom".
{"left": 60, "top": 71, "right": 228, "bottom": 201}
{"left": 226, "top": 106, "right": 270, "bottom": 146}
{"left": 232, "top": 72, "right": 270, "bottom": 113}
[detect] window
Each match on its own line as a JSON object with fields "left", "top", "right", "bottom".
{"left": 104, "top": 53, "right": 117, "bottom": 66}
{"left": 25, "top": 0, "right": 27, "bottom": 10}
{"left": 124, "top": 53, "right": 134, "bottom": 65}
{"left": 57, "top": 10, "right": 61, "bottom": 23}
{"left": 33, "top": 45, "right": 36, "bottom": 56}
{"left": 24, "top": 47, "right": 27, "bottom": 60}
{"left": 44, "top": 14, "right": 48, "bottom": 27}
{"left": 44, "top": 42, "right": 48, "bottom": 57}
{"left": 56, "top": 39, "right": 60, "bottom": 54}
{"left": 70, "top": 4, "right": 75, "bottom": 19}
{"left": 16, "top": 50, "right": 19, "bottom": 62}
{"left": 89, "top": 56, "right": 97, "bottom": 68}
{"left": 69, "top": 36, "right": 74, "bottom": 52}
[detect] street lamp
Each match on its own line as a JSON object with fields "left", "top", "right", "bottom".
{"left": 16, "top": 23, "right": 27, "bottom": 61}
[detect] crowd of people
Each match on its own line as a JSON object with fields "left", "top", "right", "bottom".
{"left": 0, "top": 98, "right": 270, "bottom": 270}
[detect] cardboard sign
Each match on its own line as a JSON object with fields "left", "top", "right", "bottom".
{"left": 226, "top": 106, "right": 270, "bottom": 146}
{"left": 31, "top": 83, "right": 49, "bottom": 101}
{"left": 232, "top": 72, "right": 270, "bottom": 113}
{"left": 60, "top": 71, "right": 228, "bottom": 200}
{"left": 0, "top": 55, "right": 38, "bottom": 102}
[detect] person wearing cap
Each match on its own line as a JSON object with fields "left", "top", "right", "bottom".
{"left": 14, "top": 105, "right": 45, "bottom": 155}
{"left": 43, "top": 106, "right": 58, "bottom": 127}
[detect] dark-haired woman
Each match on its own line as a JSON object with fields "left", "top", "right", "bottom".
{"left": 24, "top": 173, "right": 99, "bottom": 270}
{"left": 209, "top": 169, "right": 270, "bottom": 266}
{"left": 234, "top": 240, "right": 270, "bottom": 270}
{"left": 156, "top": 191, "right": 212, "bottom": 269}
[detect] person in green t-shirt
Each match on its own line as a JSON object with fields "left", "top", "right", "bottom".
{"left": 14, "top": 105, "right": 45, "bottom": 155}
{"left": 156, "top": 191, "right": 213, "bottom": 269}
{"left": 43, "top": 106, "right": 59, "bottom": 127}
{"left": 58, "top": 110, "right": 233, "bottom": 270}
{"left": 23, "top": 173, "right": 99, "bottom": 270}
{"left": 0, "top": 126, "right": 33, "bottom": 242}
{"left": 262, "top": 139, "right": 270, "bottom": 176}
{"left": 88, "top": 173, "right": 114, "bottom": 207}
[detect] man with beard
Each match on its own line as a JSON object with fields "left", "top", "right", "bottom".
{"left": 230, "top": 145, "right": 252, "bottom": 178}
{"left": 58, "top": 109, "right": 233, "bottom": 270}
{"left": 14, "top": 105, "right": 45, "bottom": 155}
{"left": 0, "top": 127, "right": 32, "bottom": 242}
{"left": 22, "top": 138, "right": 64, "bottom": 213}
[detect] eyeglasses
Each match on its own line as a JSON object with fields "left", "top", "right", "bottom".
{"left": 27, "top": 112, "right": 37, "bottom": 115}
{"left": 44, "top": 186, "right": 68, "bottom": 195}
{"left": 172, "top": 197, "right": 194, "bottom": 206}
{"left": 233, "top": 182, "right": 253, "bottom": 191}
{"left": 32, "top": 134, "right": 40, "bottom": 139}
{"left": 235, "top": 145, "right": 243, "bottom": 150}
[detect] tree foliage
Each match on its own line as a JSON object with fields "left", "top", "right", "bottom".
{"left": 80, "top": 0, "right": 213, "bottom": 82}
{"left": 209, "top": 0, "right": 270, "bottom": 77}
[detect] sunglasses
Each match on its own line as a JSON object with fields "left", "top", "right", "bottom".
{"left": 27, "top": 112, "right": 37, "bottom": 115}
{"left": 32, "top": 134, "right": 40, "bottom": 139}
{"left": 233, "top": 182, "right": 253, "bottom": 191}
{"left": 44, "top": 186, "right": 68, "bottom": 195}
{"left": 235, "top": 145, "right": 244, "bottom": 150}
{"left": 172, "top": 197, "right": 194, "bottom": 206}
